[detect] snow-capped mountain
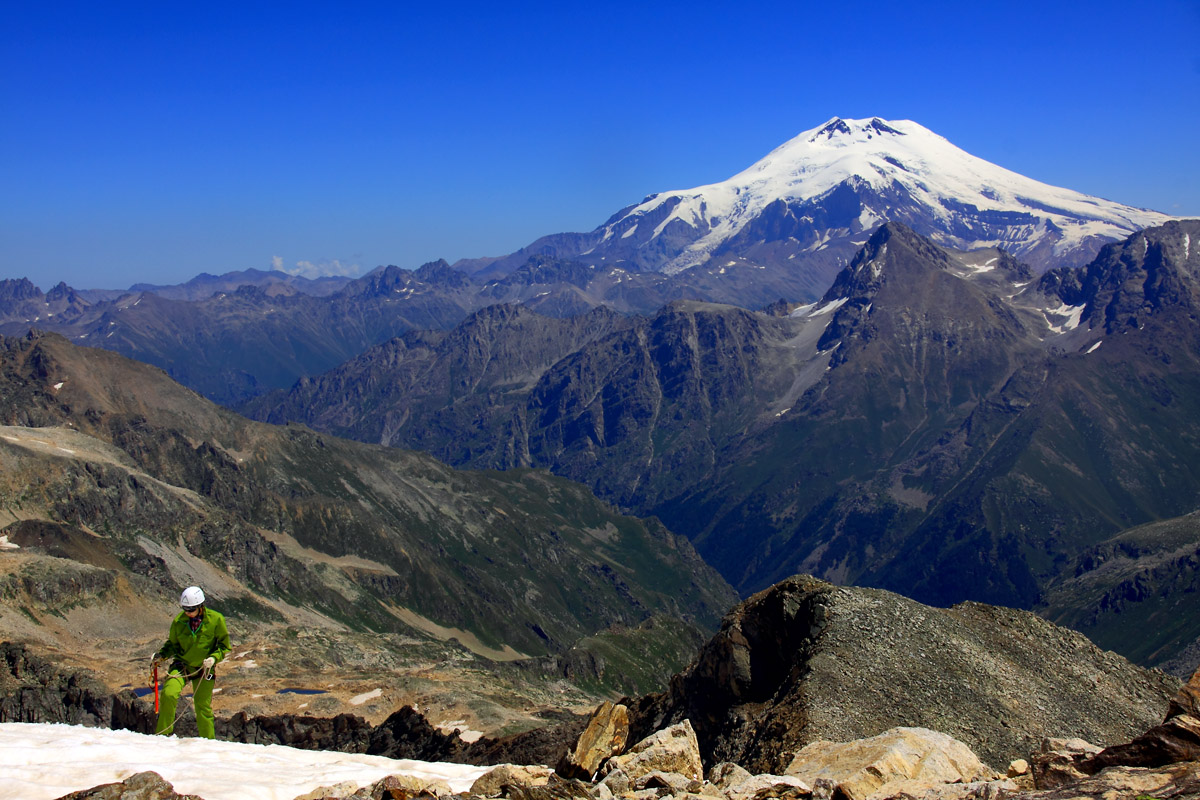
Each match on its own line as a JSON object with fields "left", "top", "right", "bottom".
{"left": 460, "top": 117, "right": 1172, "bottom": 295}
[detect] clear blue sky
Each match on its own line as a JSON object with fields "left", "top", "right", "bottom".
{"left": 3, "top": 1, "right": 1199, "bottom": 291}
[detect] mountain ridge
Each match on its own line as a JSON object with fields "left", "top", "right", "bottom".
{"left": 247, "top": 220, "right": 1200, "bottom": 670}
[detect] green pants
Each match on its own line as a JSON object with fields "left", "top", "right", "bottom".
{"left": 156, "top": 666, "right": 216, "bottom": 739}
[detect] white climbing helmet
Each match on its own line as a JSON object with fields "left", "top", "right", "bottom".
{"left": 180, "top": 586, "right": 206, "bottom": 608}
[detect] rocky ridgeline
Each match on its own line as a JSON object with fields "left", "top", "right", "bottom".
{"left": 10, "top": 576, "right": 1200, "bottom": 799}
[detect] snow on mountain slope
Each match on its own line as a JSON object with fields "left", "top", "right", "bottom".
{"left": 0, "top": 723, "right": 488, "bottom": 800}
{"left": 596, "top": 117, "right": 1172, "bottom": 274}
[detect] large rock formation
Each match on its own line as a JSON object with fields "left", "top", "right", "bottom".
{"left": 624, "top": 576, "right": 1179, "bottom": 772}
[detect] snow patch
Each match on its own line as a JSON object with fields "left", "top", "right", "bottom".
{"left": 1086, "top": 340, "right": 1103, "bottom": 354}
{"left": 960, "top": 257, "right": 998, "bottom": 273}
{"left": 0, "top": 535, "right": 18, "bottom": 550}
{"left": 349, "top": 688, "right": 382, "bottom": 706}
{"left": 52, "top": 382, "right": 64, "bottom": 391}
{"left": 437, "top": 720, "right": 484, "bottom": 743}
{"left": 808, "top": 298, "right": 849, "bottom": 317}
{"left": 1042, "top": 303, "right": 1087, "bottom": 334}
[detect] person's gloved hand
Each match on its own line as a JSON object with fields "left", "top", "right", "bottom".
{"left": 149, "top": 654, "right": 162, "bottom": 679}
{"left": 202, "top": 656, "right": 215, "bottom": 675}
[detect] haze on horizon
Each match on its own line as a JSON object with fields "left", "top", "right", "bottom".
{"left": 2, "top": 0, "right": 1198, "bottom": 292}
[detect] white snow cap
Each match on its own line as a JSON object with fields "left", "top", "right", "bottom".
{"left": 609, "top": 116, "right": 1171, "bottom": 273}
{"left": 180, "top": 586, "right": 206, "bottom": 607}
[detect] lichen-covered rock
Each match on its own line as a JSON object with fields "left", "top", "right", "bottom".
{"left": 53, "top": 770, "right": 205, "bottom": 800}
{"left": 1008, "top": 761, "right": 1200, "bottom": 800}
{"left": 635, "top": 769, "right": 703, "bottom": 794}
{"left": 783, "top": 727, "right": 996, "bottom": 800}
{"left": 503, "top": 773, "right": 594, "bottom": 800}
{"left": 556, "top": 701, "right": 630, "bottom": 781}
{"left": 723, "top": 773, "right": 812, "bottom": 800}
{"left": 1028, "top": 738, "right": 1102, "bottom": 790}
{"left": 1169, "top": 663, "right": 1200, "bottom": 721}
{"left": 294, "top": 780, "right": 365, "bottom": 800}
{"left": 599, "top": 720, "right": 703, "bottom": 793}
{"left": 707, "top": 762, "right": 753, "bottom": 789}
{"left": 470, "top": 764, "right": 554, "bottom": 798}
{"left": 367, "top": 772, "right": 453, "bottom": 799}
{"left": 1080, "top": 713, "right": 1200, "bottom": 774}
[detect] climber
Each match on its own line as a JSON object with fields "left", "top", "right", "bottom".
{"left": 150, "top": 586, "right": 231, "bottom": 738}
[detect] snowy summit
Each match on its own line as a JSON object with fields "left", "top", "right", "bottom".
{"left": 590, "top": 116, "right": 1172, "bottom": 275}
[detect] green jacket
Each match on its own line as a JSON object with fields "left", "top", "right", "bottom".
{"left": 157, "top": 608, "right": 231, "bottom": 670}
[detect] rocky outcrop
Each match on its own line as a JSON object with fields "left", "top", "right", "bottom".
{"left": 597, "top": 720, "right": 704, "bottom": 795}
{"left": 555, "top": 701, "right": 630, "bottom": 781}
{"left": 783, "top": 727, "right": 999, "bottom": 800}
{"left": 0, "top": 642, "right": 153, "bottom": 733}
{"left": 54, "top": 770, "right": 204, "bottom": 800}
{"left": 470, "top": 765, "right": 555, "bottom": 798}
{"left": 1050, "top": 662, "right": 1200, "bottom": 776}
{"left": 624, "top": 576, "right": 1179, "bottom": 772}
{"left": 1172, "top": 661, "right": 1200, "bottom": 720}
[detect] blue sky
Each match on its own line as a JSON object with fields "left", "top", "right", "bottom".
{"left": 3, "top": 1, "right": 1199, "bottom": 291}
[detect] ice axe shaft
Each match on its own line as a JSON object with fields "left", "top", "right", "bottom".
{"left": 152, "top": 662, "right": 159, "bottom": 714}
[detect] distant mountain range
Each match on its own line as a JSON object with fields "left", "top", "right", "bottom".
{"left": 0, "top": 117, "right": 1176, "bottom": 407}
{"left": 245, "top": 219, "right": 1200, "bottom": 671}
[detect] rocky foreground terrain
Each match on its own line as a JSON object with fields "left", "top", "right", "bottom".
{"left": 6, "top": 575, "right": 1198, "bottom": 799}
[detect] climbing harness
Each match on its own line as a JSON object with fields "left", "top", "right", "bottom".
{"left": 151, "top": 662, "right": 210, "bottom": 735}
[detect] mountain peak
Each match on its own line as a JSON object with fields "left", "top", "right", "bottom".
{"left": 809, "top": 117, "right": 853, "bottom": 142}
{"left": 808, "top": 116, "right": 907, "bottom": 144}
{"left": 594, "top": 116, "right": 1171, "bottom": 278}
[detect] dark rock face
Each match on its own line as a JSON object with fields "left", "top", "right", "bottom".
{"left": 623, "top": 576, "right": 1179, "bottom": 773}
{"left": 0, "top": 643, "right": 154, "bottom": 733}
{"left": 216, "top": 705, "right": 477, "bottom": 762}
